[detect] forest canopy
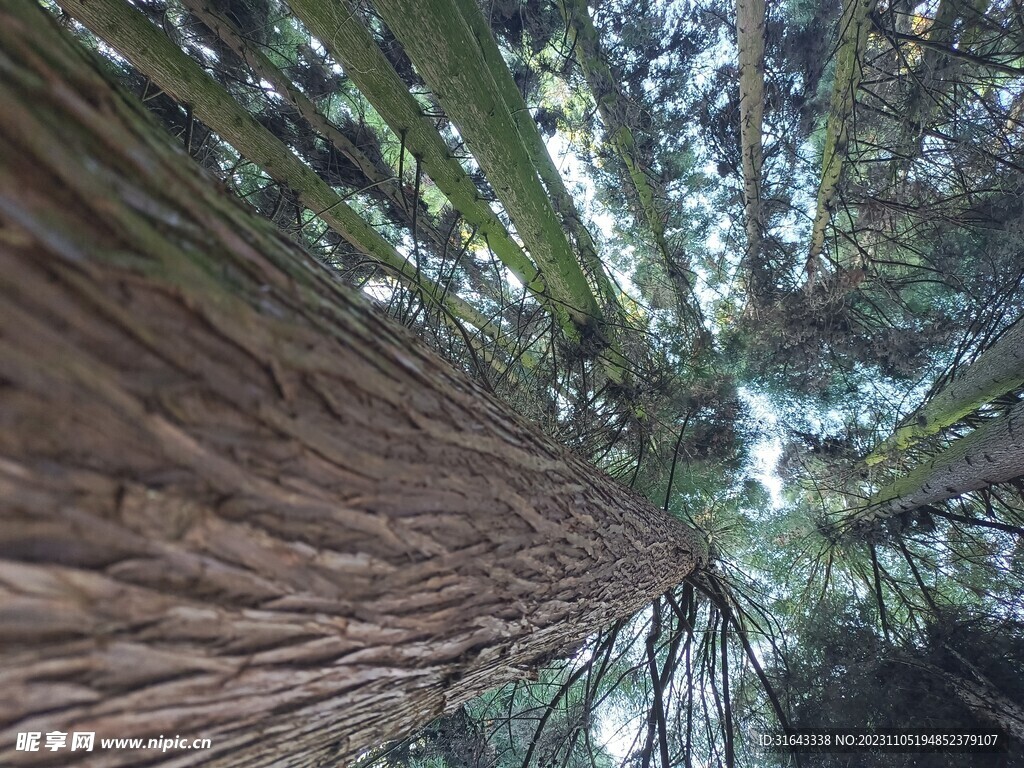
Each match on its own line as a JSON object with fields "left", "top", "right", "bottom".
{"left": 3, "top": 0, "right": 1024, "bottom": 765}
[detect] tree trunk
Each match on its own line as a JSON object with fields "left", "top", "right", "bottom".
{"left": 856, "top": 400, "right": 1024, "bottom": 524}
{"left": 558, "top": 0, "right": 703, "bottom": 328}
{"left": 453, "top": 0, "right": 626, "bottom": 323}
{"left": 941, "top": 669, "right": 1024, "bottom": 743}
{"left": 892, "top": 651, "right": 1024, "bottom": 743}
{"left": 865, "top": 317, "right": 1024, "bottom": 465}
{"left": 913, "top": 646, "right": 1024, "bottom": 744}
{"left": 805, "top": 0, "right": 876, "bottom": 289}
{"left": 736, "top": 0, "right": 766, "bottom": 264}
{"left": 0, "top": 6, "right": 706, "bottom": 767}
{"left": 276, "top": 0, "right": 566, "bottom": 341}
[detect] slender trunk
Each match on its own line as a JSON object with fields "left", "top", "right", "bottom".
{"left": 857, "top": 400, "right": 1024, "bottom": 524}
{"left": 865, "top": 318, "right": 1024, "bottom": 465}
{"left": 56, "top": 0, "right": 515, "bottom": 362}
{"left": 559, "top": 0, "right": 704, "bottom": 326}
{"left": 0, "top": 6, "right": 706, "bottom": 767}
{"left": 805, "top": 0, "right": 876, "bottom": 289}
{"left": 450, "top": 0, "right": 626, "bottom": 321}
{"left": 735, "top": 0, "right": 767, "bottom": 263}
{"left": 368, "top": 0, "right": 609, "bottom": 339}
{"left": 282, "top": 0, "right": 570, "bottom": 341}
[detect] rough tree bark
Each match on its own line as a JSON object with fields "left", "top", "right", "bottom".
{"left": 939, "top": 668, "right": 1024, "bottom": 743}
{"left": 0, "top": 5, "right": 706, "bottom": 767}
{"left": 937, "top": 642, "right": 1024, "bottom": 743}
{"left": 895, "top": 649, "right": 1024, "bottom": 743}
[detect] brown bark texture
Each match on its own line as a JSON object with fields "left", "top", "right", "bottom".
{"left": 0, "top": 6, "right": 706, "bottom": 767}
{"left": 893, "top": 651, "right": 1024, "bottom": 743}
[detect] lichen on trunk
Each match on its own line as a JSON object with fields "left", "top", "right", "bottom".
{"left": 865, "top": 318, "right": 1024, "bottom": 465}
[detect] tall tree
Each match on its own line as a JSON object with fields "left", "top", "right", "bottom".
{"left": 177, "top": 0, "right": 425, "bottom": 244}
{"left": 805, "top": 0, "right": 876, "bottom": 289}
{"left": 452, "top": 0, "right": 627, "bottom": 322}
{"left": 838, "top": 399, "right": 1024, "bottom": 533}
{"left": 344, "top": 0, "right": 611, "bottom": 340}
{"left": 0, "top": 5, "right": 706, "bottom": 766}
{"left": 9, "top": 0, "right": 1024, "bottom": 762}
{"left": 559, "top": 0, "right": 699, "bottom": 317}
{"left": 276, "top": 0, "right": 572, "bottom": 343}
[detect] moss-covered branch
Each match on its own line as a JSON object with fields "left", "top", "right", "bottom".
{"left": 178, "top": 0, "right": 444, "bottom": 250}
{"left": 450, "top": 0, "right": 622, "bottom": 316}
